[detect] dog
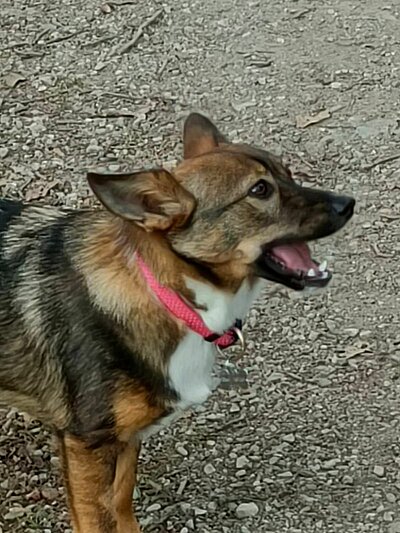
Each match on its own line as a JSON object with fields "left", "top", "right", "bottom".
{"left": 0, "top": 113, "right": 355, "bottom": 532}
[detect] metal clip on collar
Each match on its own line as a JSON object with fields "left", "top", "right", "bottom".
{"left": 216, "top": 327, "right": 246, "bottom": 361}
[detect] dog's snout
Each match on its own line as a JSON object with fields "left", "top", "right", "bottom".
{"left": 332, "top": 195, "right": 355, "bottom": 219}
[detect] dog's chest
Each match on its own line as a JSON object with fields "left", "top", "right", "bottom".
{"left": 168, "top": 278, "right": 261, "bottom": 406}
{"left": 140, "top": 279, "right": 263, "bottom": 439}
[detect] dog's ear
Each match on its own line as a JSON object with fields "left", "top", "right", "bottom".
{"left": 183, "top": 113, "right": 228, "bottom": 159}
{"left": 87, "top": 169, "right": 196, "bottom": 231}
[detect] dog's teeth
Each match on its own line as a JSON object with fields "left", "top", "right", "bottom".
{"left": 319, "top": 260, "right": 328, "bottom": 272}
{"left": 307, "top": 268, "right": 316, "bottom": 277}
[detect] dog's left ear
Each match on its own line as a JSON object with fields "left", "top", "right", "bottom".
{"left": 183, "top": 113, "right": 228, "bottom": 159}
{"left": 87, "top": 169, "right": 196, "bottom": 231}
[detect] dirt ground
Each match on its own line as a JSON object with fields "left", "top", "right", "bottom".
{"left": 1, "top": 0, "right": 400, "bottom": 532}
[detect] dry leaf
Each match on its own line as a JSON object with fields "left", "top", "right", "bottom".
{"left": 26, "top": 488, "right": 42, "bottom": 502}
{"left": 25, "top": 188, "right": 43, "bottom": 202}
{"left": 4, "top": 72, "right": 27, "bottom": 88}
{"left": 344, "top": 344, "right": 371, "bottom": 359}
{"left": 25, "top": 180, "right": 61, "bottom": 202}
{"left": 296, "top": 109, "right": 331, "bottom": 128}
{"left": 41, "top": 487, "right": 59, "bottom": 501}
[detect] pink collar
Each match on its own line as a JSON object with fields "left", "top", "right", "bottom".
{"left": 135, "top": 252, "right": 241, "bottom": 349}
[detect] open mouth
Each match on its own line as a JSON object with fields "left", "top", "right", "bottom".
{"left": 258, "top": 242, "right": 331, "bottom": 290}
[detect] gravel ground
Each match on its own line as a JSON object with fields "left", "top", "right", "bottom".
{"left": 1, "top": 0, "right": 400, "bottom": 532}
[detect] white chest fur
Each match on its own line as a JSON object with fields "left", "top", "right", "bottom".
{"left": 168, "top": 278, "right": 263, "bottom": 407}
{"left": 140, "top": 278, "right": 263, "bottom": 439}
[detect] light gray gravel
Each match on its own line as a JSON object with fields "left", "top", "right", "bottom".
{"left": 1, "top": 0, "right": 400, "bottom": 532}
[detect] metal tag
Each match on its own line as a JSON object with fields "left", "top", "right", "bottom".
{"left": 218, "top": 361, "right": 249, "bottom": 390}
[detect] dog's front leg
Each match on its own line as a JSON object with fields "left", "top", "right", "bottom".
{"left": 113, "top": 440, "right": 141, "bottom": 533}
{"left": 58, "top": 433, "right": 141, "bottom": 533}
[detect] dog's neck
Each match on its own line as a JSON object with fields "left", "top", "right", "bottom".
{"left": 78, "top": 213, "right": 263, "bottom": 335}
{"left": 184, "top": 276, "right": 263, "bottom": 333}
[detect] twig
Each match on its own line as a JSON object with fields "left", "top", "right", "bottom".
{"left": 157, "top": 57, "right": 169, "bottom": 79}
{"left": 283, "top": 370, "right": 315, "bottom": 384}
{"left": 112, "top": 8, "right": 163, "bottom": 57}
{"left": 291, "top": 8, "right": 312, "bottom": 19}
{"left": 283, "top": 147, "right": 315, "bottom": 170}
{"left": 248, "top": 59, "right": 272, "bottom": 68}
{"left": 176, "top": 477, "right": 188, "bottom": 496}
{"left": 212, "top": 414, "right": 247, "bottom": 433}
{"left": 3, "top": 42, "right": 30, "bottom": 50}
{"left": 108, "top": 0, "right": 138, "bottom": 5}
{"left": 32, "top": 26, "right": 52, "bottom": 45}
{"left": 101, "top": 91, "right": 139, "bottom": 102}
{"left": 14, "top": 50, "right": 44, "bottom": 58}
{"left": 44, "top": 28, "right": 89, "bottom": 46}
{"left": 363, "top": 152, "right": 400, "bottom": 171}
{"left": 321, "top": 124, "right": 355, "bottom": 130}
{"left": 84, "top": 112, "right": 138, "bottom": 119}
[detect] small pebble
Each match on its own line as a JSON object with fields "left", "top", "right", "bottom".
{"left": 236, "top": 502, "right": 259, "bottom": 518}
{"left": 282, "top": 433, "right": 295, "bottom": 443}
{"left": 323, "top": 458, "right": 340, "bottom": 469}
{"left": 147, "top": 503, "right": 161, "bottom": 512}
{"left": 342, "top": 475, "right": 354, "bottom": 485}
{"left": 373, "top": 465, "right": 385, "bottom": 477}
{"left": 204, "top": 463, "right": 216, "bottom": 475}
{"left": 4, "top": 508, "right": 25, "bottom": 520}
{"left": 176, "top": 446, "right": 188, "bottom": 457}
{"left": 236, "top": 455, "right": 250, "bottom": 468}
{"left": 41, "top": 488, "right": 59, "bottom": 501}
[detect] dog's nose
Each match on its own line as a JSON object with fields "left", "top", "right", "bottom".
{"left": 332, "top": 195, "right": 355, "bottom": 218}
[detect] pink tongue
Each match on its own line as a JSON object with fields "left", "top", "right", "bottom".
{"left": 270, "top": 242, "right": 317, "bottom": 272}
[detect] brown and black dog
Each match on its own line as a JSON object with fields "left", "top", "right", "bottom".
{"left": 0, "top": 114, "right": 354, "bottom": 532}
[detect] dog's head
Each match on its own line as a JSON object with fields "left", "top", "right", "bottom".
{"left": 88, "top": 113, "right": 355, "bottom": 291}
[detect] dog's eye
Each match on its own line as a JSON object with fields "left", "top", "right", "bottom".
{"left": 248, "top": 179, "right": 273, "bottom": 199}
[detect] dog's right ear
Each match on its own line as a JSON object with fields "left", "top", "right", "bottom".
{"left": 183, "top": 113, "right": 228, "bottom": 159}
{"left": 87, "top": 169, "right": 196, "bottom": 231}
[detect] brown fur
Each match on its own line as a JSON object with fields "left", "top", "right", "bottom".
{"left": 113, "top": 385, "right": 165, "bottom": 441}
{"left": 59, "top": 435, "right": 141, "bottom": 533}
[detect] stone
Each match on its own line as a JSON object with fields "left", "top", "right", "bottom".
{"left": 176, "top": 446, "right": 188, "bottom": 456}
{"left": 41, "top": 488, "right": 59, "bottom": 501}
{"left": 4, "top": 508, "right": 25, "bottom": 520}
{"left": 282, "top": 433, "right": 295, "bottom": 443}
{"left": 204, "top": 463, "right": 216, "bottom": 475}
{"left": 147, "top": 503, "right": 161, "bottom": 512}
{"left": 373, "top": 465, "right": 385, "bottom": 477}
{"left": 342, "top": 475, "right": 354, "bottom": 485}
{"left": 236, "top": 502, "right": 259, "bottom": 518}
{"left": 236, "top": 455, "right": 250, "bottom": 468}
